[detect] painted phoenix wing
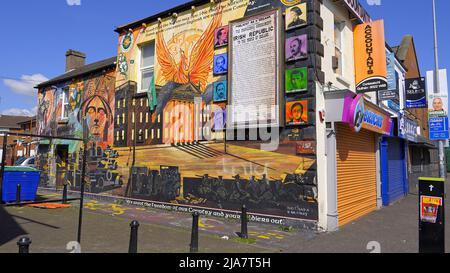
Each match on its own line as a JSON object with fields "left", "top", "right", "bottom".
{"left": 156, "top": 29, "right": 182, "bottom": 83}
{"left": 188, "top": 6, "right": 223, "bottom": 91}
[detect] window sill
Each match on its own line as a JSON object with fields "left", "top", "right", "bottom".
{"left": 336, "top": 75, "right": 352, "bottom": 88}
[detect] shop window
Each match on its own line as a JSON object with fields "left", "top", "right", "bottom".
{"left": 139, "top": 42, "right": 155, "bottom": 93}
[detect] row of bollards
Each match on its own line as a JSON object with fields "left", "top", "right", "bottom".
{"left": 126, "top": 205, "right": 249, "bottom": 254}
{"left": 16, "top": 205, "right": 250, "bottom": 253}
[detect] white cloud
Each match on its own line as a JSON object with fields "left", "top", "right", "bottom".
{"left": 3, "top": 74, "right": 48, "bottom": 97}
{"left": 1, "top": 108, "right": 37, "bottom": 117}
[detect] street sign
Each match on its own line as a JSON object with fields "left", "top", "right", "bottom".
{"left": 429, "top": 116, "right": 449, "bottom": 140}
{"left": 419, "top": 177, "right": 445, "bottom": 253}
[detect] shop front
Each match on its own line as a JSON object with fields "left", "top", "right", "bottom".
{"left": 380, "top": 114, "right": 418, "bottom": 206}
{"left": 325, "top": 90, "right": 393, "bottom": 226}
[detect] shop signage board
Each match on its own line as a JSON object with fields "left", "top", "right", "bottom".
{"left": 398, "top": 113, "right": 418, "bottom": 142}
{"left": 342, "top": 94, "right": 393, "bottom": 135}
{"left": 378, "top": 90, "right": 399, "bottom": 101}
{"left": 405, "top": 77, "right": 427, "bottom": 108}
{"left": 419, "top": 177, "right": 445, "bottom": 253}
{"left": 386, "top": 52, "right": 397, "bottom": 91}
{"left": 354, "top": 20, "right": 388, "bottom": 94}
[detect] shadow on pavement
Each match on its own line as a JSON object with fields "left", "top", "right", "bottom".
{"left": 0, "top": 206, "right": 27, "bottom": 246}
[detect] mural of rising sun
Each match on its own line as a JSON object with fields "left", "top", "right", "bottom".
{"left": 156, "top": 6, "right": 223, "bottom": 92}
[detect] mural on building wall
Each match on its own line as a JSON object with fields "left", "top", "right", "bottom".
{"left": 37, "top": 71, "right": 124, "bottom": 193}
{"left": 108, "top": 0, "right": 319, "bottom": 221}
{"left": 35, "top": 0, "right": 321, "bottom": 221}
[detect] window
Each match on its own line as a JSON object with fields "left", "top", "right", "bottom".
{"left": 139, "top": 42, "right": 155, "bottom": 93}
{"left": 334, "top": 21, "right": 344, "bottom": 76}
{"left": 60, "top": 89, "right": 70, "bottom": 120}
{"left": 117, "top": 115, "right": 120, "bottom": 125}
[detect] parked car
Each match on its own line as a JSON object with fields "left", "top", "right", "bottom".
{"left": 15, "top": 157, "right": 36, "bottom": 168}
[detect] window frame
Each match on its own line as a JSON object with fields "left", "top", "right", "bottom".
{"left": 138, "top": 42, "right": 156, "bottom": 94}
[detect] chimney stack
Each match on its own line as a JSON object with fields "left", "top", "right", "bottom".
{"left": 65, "top": 50, "right": 86, "bottom": 72}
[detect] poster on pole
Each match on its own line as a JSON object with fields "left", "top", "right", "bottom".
{"left": 229, "top": 9, "right": 282, "bottom": 128}
{"left": 427, "top": 69, "right": 449, "bottom": 140}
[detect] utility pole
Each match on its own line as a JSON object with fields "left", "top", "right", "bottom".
{"left": 432, "top": 0, "right": 446, "bottom": 179}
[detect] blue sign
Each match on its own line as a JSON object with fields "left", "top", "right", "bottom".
{"left": 387, "top": 100, "right": 400, "bottom": 112}
{"left": 398, "top": 113, "right": 418, "bottom": 142}
{"left": 429, "top": 116, "right": 450, "bottom": 140}
{"left": 386, "top": 53, "right": 397, "bottom": 91}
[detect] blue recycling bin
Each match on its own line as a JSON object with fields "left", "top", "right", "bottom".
{"left": 1, "top": 167, "right": 41, "bottom": 203}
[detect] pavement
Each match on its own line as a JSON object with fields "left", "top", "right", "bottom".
{"left": 1, "top": 177, "right": 449, "bottom": 253}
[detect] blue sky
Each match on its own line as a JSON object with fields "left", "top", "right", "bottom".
{"left": 0, "top": 0, "right": 448, "bottom": 116}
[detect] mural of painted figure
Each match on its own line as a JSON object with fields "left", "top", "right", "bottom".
{"left": 78, "top": 95, "right": 113, "bottom": 143}
{"left": 38, "top": 88, "right": 56, "bottom": 135}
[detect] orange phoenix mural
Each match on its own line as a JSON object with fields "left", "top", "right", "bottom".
{"left": 156, "top": 6, "right": 223, "bottom": 92}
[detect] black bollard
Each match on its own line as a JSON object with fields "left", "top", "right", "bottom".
{"left": 17, "top": 237, "right": 31, "bottom": 253}
{"left": 240, "top": 205, "right": 248, "bottom": 239}
{"left": 128, "top": 220, "right": 139, "bottom": 253}
{"left": 62, "top": 184, "right": 68, "bottom": 204}
{"left": 16, "top": 184, "right": 21, "bottom": 205}
{"left": 190, "top": 212, "right": 199, "bottom": 253}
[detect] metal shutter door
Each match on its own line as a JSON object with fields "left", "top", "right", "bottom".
{"left": 336, "top": 124, "right": 378, "bottom": 226}
{"left": 386, "top": 138, "right": 406, "bottom": 204}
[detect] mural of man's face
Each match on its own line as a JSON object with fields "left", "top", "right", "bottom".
{"left": 433, "top": 98, "right": 444, "bottom": 111}
{"left": 217, "top": 29, "right": 227, "bottom": 44}
{"left": 86, "top": 96, "right": 107, "bottom": 139}
{"left": 290, "top": 10, "right": 299, "bottom": 21}
{"left": 291, "top": 71, "right": 304, "bottom": 89}
{"left": 216, "top": 84, "right": 225, "bottom": 98}
{"left": 290, "top": 39, "right": 301, "bottom": 56}
{"left": 216, "top": 56, "right": 226, "bottom": 71}
{"left": 292, "top": 104, "right": 304, "bottom": 121}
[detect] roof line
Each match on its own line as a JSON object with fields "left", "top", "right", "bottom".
{"left": 114, "top": 0, "right": 209, "bottom": 33}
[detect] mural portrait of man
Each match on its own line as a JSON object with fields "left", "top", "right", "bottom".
{"left": 213, "top": 53, "right": 228, "bottom": 75}
{"left": 286, "top": 67, "right": 308, "bottom": 93}
{"left": 213, "top": 81, "right": 228, "bottom": 102}
{"left": 285, "top": 4, "right": 307, "bottom": 30}
{"left": 286, "top": 100, "right": 308, "bottom": 126}
{"left": 286, "top": 34, "right": 307, "bottom": 62}
{"left": 214, "top": 25, "right": 229, "bottom": 48}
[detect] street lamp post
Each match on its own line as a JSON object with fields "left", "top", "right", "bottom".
{"left": 432, "top": 0, "right": 446, "bottom": 179}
